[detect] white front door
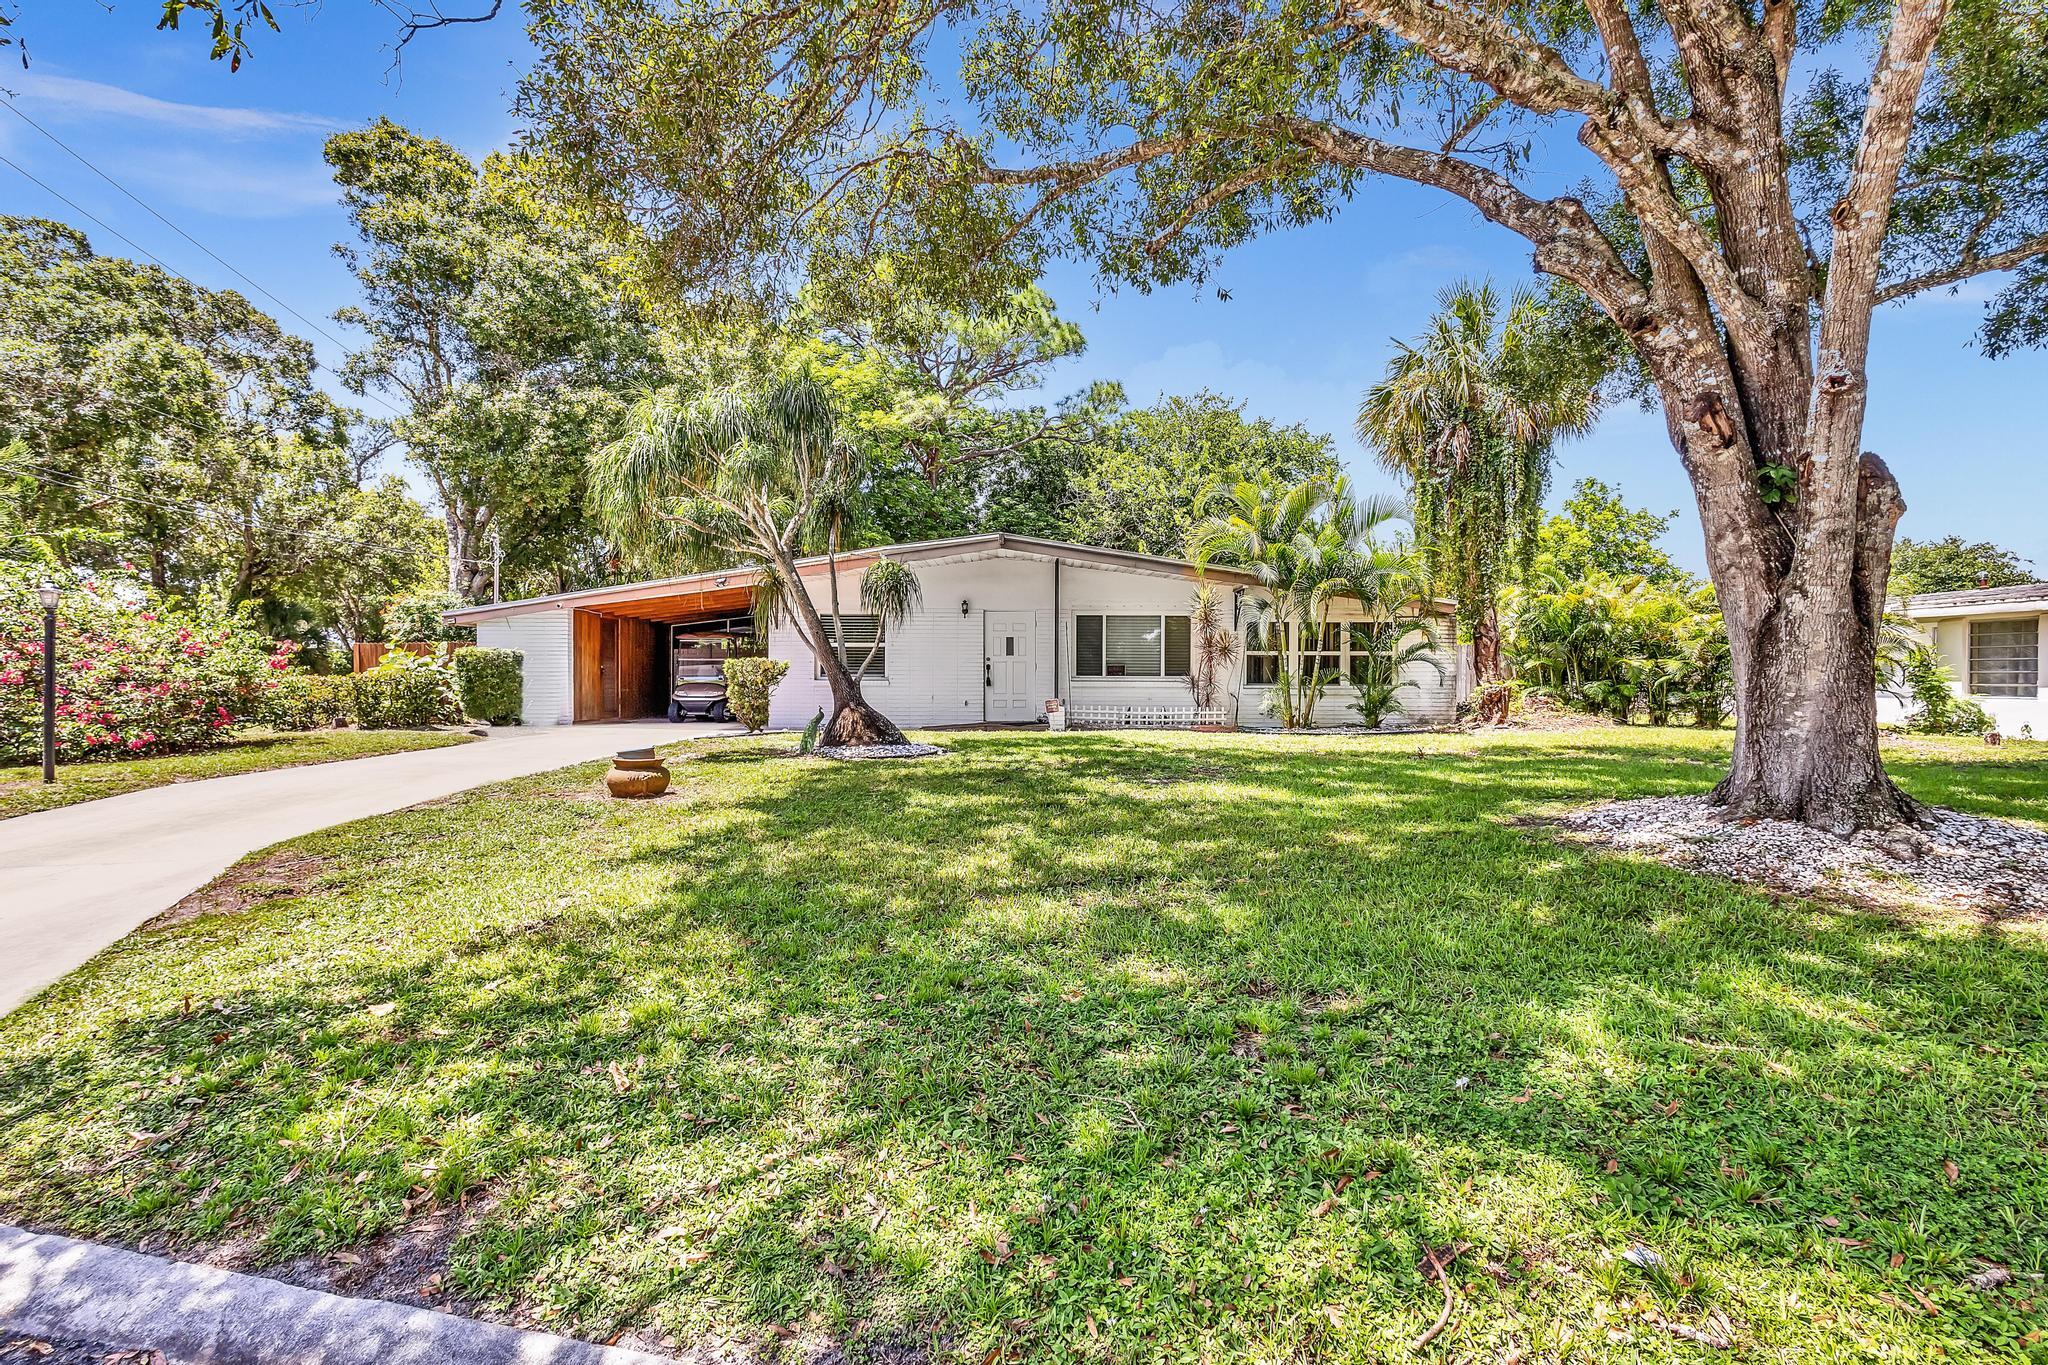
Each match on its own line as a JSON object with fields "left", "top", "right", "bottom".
{"left": 984, "top": 612, "right": 1036, "bottom": 721}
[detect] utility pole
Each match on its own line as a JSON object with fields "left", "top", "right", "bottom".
{"left": 488, "top": 529, "right": 502, "bottom": 604}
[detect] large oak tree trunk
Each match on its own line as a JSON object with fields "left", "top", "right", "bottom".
{"left": 1716, "top": 576, "right": 1920, "bottom": 833}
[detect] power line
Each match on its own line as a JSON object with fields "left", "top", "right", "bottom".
{"left": 0, "top": 119, "right": 407, "bottom": 423}
{"left": 1, "top": 101, "right": 379, "bottom": 377}
{"left": 0, "top": 151, "right": 181, "bottom": 276}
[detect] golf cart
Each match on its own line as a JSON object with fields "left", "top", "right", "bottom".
{"left": 667, "top": 628, "right": 750, "bottom": 723}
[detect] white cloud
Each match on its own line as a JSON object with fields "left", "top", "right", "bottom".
{"left": 8, "top": 73, "right": 344, "bottom": 138}
{"left": 122, "top": 148, "right": 340, "bottom": 217}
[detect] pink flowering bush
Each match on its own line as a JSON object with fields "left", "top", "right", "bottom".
{"left": 1, "top": 567, "right": 281, "bottom": 763}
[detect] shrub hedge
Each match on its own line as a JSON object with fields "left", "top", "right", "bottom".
{"left": 346, "top": 650, "right": 460, "bottom": 729}
{"left": 722, "top": 657, "right": 789, "bottom": 733}
{"left": 261, "top": 673, "right": 353, "bottom": 731}
{"left": 454, "top": 647, "right": 523, "bottom": 724}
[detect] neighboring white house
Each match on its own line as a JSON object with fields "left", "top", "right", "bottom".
{"left": 443, "top": 533, "right": 1464, "bottom": 731}
{"left": 1878, "top": 582, "right": 2048, "bottom": 735}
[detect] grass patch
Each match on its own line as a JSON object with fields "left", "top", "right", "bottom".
{"left": 1, "top": 726, "right": 2044, "bottom": 1361}
{"left": 0, "top": 728, "right": 475, "bottom": 819}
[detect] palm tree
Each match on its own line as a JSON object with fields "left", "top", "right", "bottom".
{"left": 1357, "top": 280, "right": 1599, "bottom": 723}
{"left": 591, "top": 368, "right": 913, "bottom": 746}
{"left": 1188, "top": 477, "right": 1411, "bottom": 729}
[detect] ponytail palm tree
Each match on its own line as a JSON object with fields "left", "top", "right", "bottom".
{"left": 592, "top": 369, "right": 913, "bottom": 746}
{"left": 1358, "top": 281, "right": 1599, "bottom": 723}
{"left": 1188, "top": 477, "right": 1411, "bottom": 729}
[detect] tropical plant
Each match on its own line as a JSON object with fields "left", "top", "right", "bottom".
{"left": 1357, "top": 281, "right": 1600, "bottom": 724}
{"left": 1184, "top": 583, "right": 1239, "bottom": 714}
{"left": 1348, "top": 620, "right": 1443, "bottom": 730}
{"left": 1504, "top": 568, "right": 1731, "bottom": 728}
{"left": 1188, "top": 478, "right": 1411, "bottom": 729}
{"left": 721, "top": 656, "right": 790, "bottom": 733}
{"left": 1888, "top": 645, "right": 1995, "bottom": 736}
{"left": 346, "top": 649, "right": 459, "bottom": 729}
{"left": 592, "top": 369, "right": 911, "bottom": 746}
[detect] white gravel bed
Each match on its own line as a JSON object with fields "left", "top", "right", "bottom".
{"left": 1554, "top": 795, "right": 2048, "bottom": 916}
{"left": 810, "top": 742, "right": 946, "bottom": 761}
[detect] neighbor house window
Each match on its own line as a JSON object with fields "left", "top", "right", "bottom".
{"left": 1073, "top": 614, "right": 1190, "bottom": 678}
{"left": 818, "top": 614, "right": 886, "bottom": 679}
{"left": 1969, "top": 617, "right": 2039, "bottom": 696}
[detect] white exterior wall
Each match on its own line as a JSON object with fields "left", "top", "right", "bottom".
{"left": 766, "top": 552, "right": 1071, "bottom": 730}
{"left": 1237, "top": 601, "right": 1461, "bottom": 730}
{"left": 1876, "top": 610, "right": 2048, "bottom": 735}
{"left": 477, "top": 609, "right": 574, "bottom": 726}
{"left": 760, "top": 549, "right": 1463, "bottom": 732}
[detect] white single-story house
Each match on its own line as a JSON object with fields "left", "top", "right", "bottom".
{"left": 444, "top": 533, "right": 1466, "bottom": 731}
{"left": 1878, "top": 582, "right": 2047, "bottom": 734}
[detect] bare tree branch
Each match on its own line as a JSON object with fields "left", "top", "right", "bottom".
{"left": 1875, "top": 232, "right": 2048, "bottom": 304}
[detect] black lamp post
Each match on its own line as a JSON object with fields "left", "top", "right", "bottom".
{"left": 36, "top": 581, "right": 58, "bottom": 784}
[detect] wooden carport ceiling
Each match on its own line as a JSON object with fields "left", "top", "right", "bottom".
{"left": 583, "top": 584, "right": 755, "bottom": 622}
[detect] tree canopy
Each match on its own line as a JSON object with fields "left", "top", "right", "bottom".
{"left": 1888, "top": 534, "right": 2038, "bottom": 595}
{"left": 1536, "top": 478, "right": 1687, "bottom": 585}
{"left": 0, "top": 214, "right": 440, "bottom": 646}
{"left": 326, "top": 118, "right": 661, "bottom": 601}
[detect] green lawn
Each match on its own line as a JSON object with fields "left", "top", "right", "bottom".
{"left": 0, "top": 728, "right": 476, "bottom": 819}
{"left": 2, "top": 727, "right": 2044, "bottom": 1362}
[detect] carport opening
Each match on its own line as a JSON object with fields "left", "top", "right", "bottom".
{"left": 571, "top": 585, "right": 758, "bottom": 723}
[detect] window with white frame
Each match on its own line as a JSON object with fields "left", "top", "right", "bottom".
{"left": 1073, "top": 613, "right": 1190, "bottom": 678}
{"left": 1243, "top": 621, "right": 1280, "bottom": 685}
{"left": 1969, "top": 617, "right": 2039, "bottom": 696}
{"left": 1240, "top": 619, "right": 1433, "bottom": 688}
{"left": 817, "top": 614, "right": 886, "bottom": 679}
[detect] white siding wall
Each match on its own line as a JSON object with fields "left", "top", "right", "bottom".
{"left": 766, "top": 554, "right": 1066, "bottom": 730}
{"left": 758, "top": 550, "right": 1464, "bottom": 732}
{"left": 1884, "top": 612, "right": 2048, "bottom": 735}
{"left": 1059, "top": 564, "right": 1216, "bottom": 719}
{"left": 1237, "top": 603, "right": 1460, "bottom": 730}
{"left": 477, "top": 609, "right": 574, "bottom": 726}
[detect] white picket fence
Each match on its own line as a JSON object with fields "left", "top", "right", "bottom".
{"left": 1064, "top": 704, "right": 1230, "bottom": 730}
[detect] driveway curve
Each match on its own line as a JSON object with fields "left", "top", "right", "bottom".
{"left": 0, "top": 721, "right": 728, "bottom": 1015}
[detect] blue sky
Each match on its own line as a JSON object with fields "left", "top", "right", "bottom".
{"left": 4, "top": 1, "right": 2042, "bottom": 578}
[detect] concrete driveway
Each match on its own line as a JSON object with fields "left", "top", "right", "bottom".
{"left": 0, "top": 721, "right": 729, "bottom": 1016}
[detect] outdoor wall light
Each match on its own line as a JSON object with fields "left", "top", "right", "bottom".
{"left": 960, "top": 598, "right": 972, "bottom": 617}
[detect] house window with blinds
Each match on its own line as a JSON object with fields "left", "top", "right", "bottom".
{"left": 1969, "top": 617, "right": 2039, "bottom": 696}
{"left": 1074, "top": 614, "right": 1190, "bottom": 678}
{"left": 818, "top": 615, "right": 886, "bottom": 679}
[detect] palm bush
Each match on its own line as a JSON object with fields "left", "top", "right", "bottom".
{"left": 1188, "top": 478, "right": 1412, "bottom": 729}
{"left": 1347, "top": 619, "right": 1443, "bottom": 729}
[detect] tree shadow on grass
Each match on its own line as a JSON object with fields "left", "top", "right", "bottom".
{"left": 2, "top": 732, "right": 2045, "bottom": 1360}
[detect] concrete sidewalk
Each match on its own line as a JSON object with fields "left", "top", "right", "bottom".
{"left": 0, "top": 721, "right": 727, "bottom": 1015}
{"left": 0, "top": 1224, "right": 673, "bottom": 1365}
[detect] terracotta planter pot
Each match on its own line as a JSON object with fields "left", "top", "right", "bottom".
{"left": 604, "top": 749, "right": 671, "bottom": 799}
